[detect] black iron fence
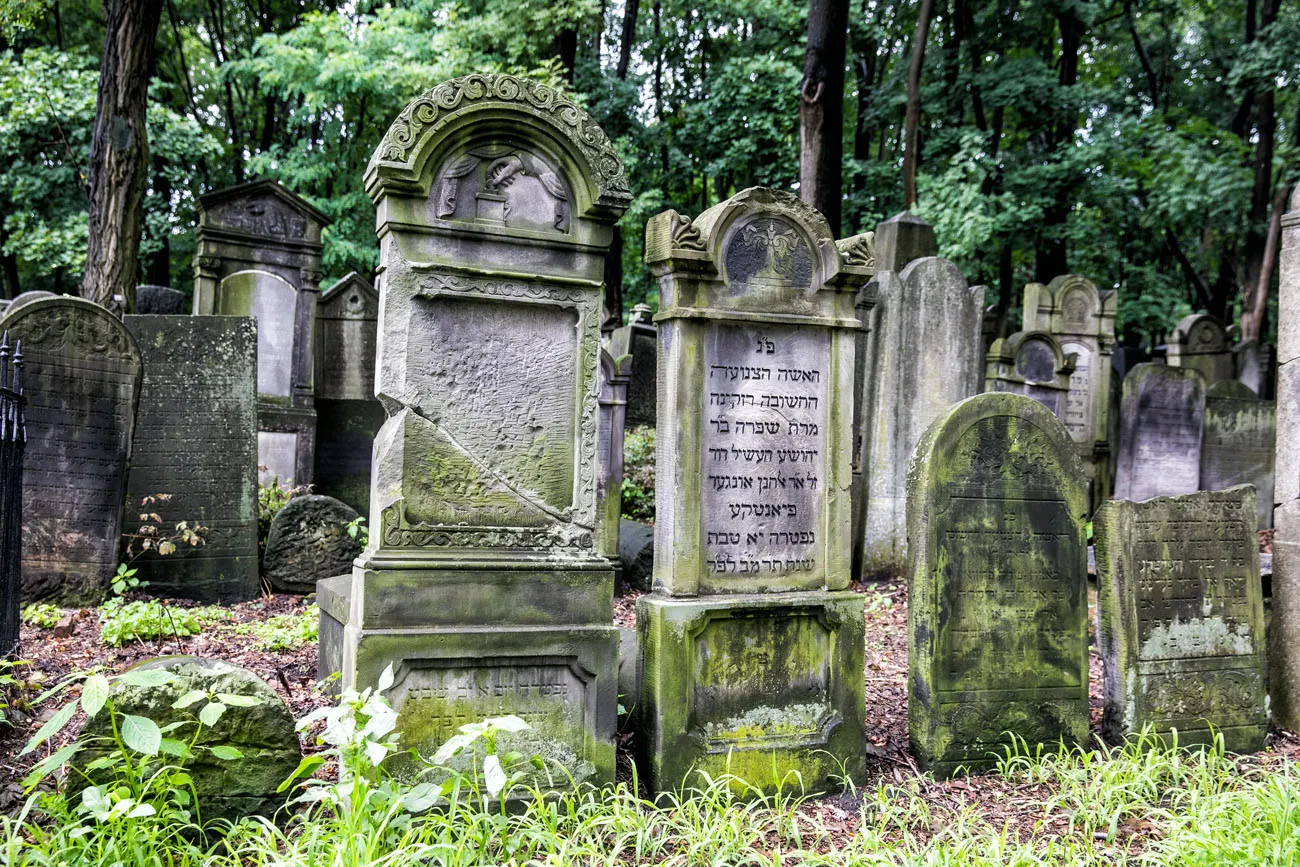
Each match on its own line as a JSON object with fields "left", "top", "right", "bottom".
{"left": 0, "top": 334, "right": 27, "bottom": 657}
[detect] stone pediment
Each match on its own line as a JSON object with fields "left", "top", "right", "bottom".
{"left": 319, "top": 272, "right": 379, "bottom": 320}
{"left": 200, "top": 180, "right": 331, "bottom": 244}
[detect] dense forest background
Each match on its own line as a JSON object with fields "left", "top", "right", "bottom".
{"left": 0, "top": 0, "right": 1297, "bottom": 344}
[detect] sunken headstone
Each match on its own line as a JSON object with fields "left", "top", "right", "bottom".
{"left": 608, "top": 304, "right": 657, "bottom": 427}
{"left": 312, "top": 272, "right": 382, "bottom": 513}
{"left": 1114, "top": 363, "right": 1206, "bottom": 503}
{"left": 1272, "top": 183, "right": 1300, "bottom": 729}
{"left": 1, "top": 297, "right": 141, "bottom": 603}
{"left": 263, "top": 494, "right": 362, "bottom": 594}
{"left": 320, "top": 75, "right": 630, "bottom": 791}
{"left": 1200, "top": 380, "right": 1275, "bottom": 528}
{"left": 1096, "top": 486, "right": 1267, "bottom": 752}
{"left": 193, "top": 180, "right": 331, "bottom": 487}
{"left": 907, "top": 392, "right": 1089, "bottom": 777}
{"left": 135, "top": 285, "right": 186, "bottom": 315}
{"left": 123, "top": 315, "right": 259, "bottom": 602}
{"left": 1167, "top": 313, "right": 1233, "bottom": 385}
{"left": 983, "top": 330, "right": 1076, "bottom": 419}
{"left": 636, "top": 187, "right": 870, "bottom": 795}
{"left": 596, "top": 348, "right": 631, "bottom": 562}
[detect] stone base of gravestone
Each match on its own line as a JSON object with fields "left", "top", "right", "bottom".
{"left": 1096, "top": 486, "right": 1268, "bottom": 753}
{"left": 263, "top": 495, "right": 362, "bottom": 594}
{"left": 317, "top": 574, "right": 348, "bottom": 690}
{"left": 635, "top": 591, "right": 865, "bottom": 795}
{"left": 319, "top": 575, "right": 617, "bottom": 785}
{"left": 312, "top": 399, "right": 384, "bottom": 514}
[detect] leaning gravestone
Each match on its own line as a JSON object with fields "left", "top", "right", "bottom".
{"left": 123, "top": 315, "right": 259, "bottom": 602}
{"left": 907, "top": 392, "right": 1089, "bottom": 777}
{"left": 1096, "top": 486, "right": 1268, "bottom": 752}
{"left": 1200, "top": 380, "right": 1275, "bottom": 529}
{"left": 636, "top": 187, "right": 871, "bottom": 795}
{"left": 983, "top": 330, "right": 1076, "bottom": 419}
{"left": 1167, "top": 313, "right": 1233, "bottom": 385}
{"left": 318, "top": 74, "right": 630, "bottom": 790}
{"left": 0, "top": 297, "right": 141, "bottom": 603}
{"left": 263, "top": 494, "right": 362, "bottom": 594}
{"left": 1115, "top": 363, "right": 1207, "bottom": 503}
{"left": 135, "top": 285, "right": 186, "bottom": 315}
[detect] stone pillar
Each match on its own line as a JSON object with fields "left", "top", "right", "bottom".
{"left": 319, "top": 74, "right": 631, "bottom": 791}
{"left": 596, "top": 348, "right": 631, "bottom": 562}
{"left": 1272, "top": 183, "right": 1300, "bottom": 729}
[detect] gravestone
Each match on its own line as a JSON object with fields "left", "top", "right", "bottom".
{"left": 0, "top": 297, "right": 141, "bottom": 603}
{"left": 1273, "top": 183, "right": 1300, "bottom": 729}
{"left": 1167, "top": 313, "right": 1233, "bottom": 385}
{"left": 1114, "top": 364, "right": 1206, "bottom": 503}
{"left": 855, "top": 246, "right": 985, "bottom": 579}
{"left": 193, "top": 180, "right": 330, "bottom": 488}
{"left": 123, "top": 316, "right": 259, "bottom": 602}
{"left": 312, "top": 272, "right": 382, "bottom": 513}
{"left": 319, "top": 74, "right": 630, "bottom": 790}
{"left": 264, "top": 494, "right": 362, "bottom": 593}
{"left": 907, "top": 392, "right": 1089, "bottom": 777}
{"left": 608, "top": 304, "right": 657, "bottom": 427}
{"left": 1023, "top": 275, "right": 1118, "bottom": 509}
{"left": 6, "top": 291, "right": 54, "bottom": 317}
{"left": 135, "top": 285, "right": 186, "bottom": 315}
{"left": 1200, "top": 380, "right": 1275, "bottom": 528}
{"left": 1096, "top": 486, "right": 1268, "bottom": 752}
{"left": 596, "top": 348, "right": 631, "bottom": 562}
{"left": 983, "top": 330, "right": 1076, "bottom": 419}
{"left": 636, "top": 187, "right": 870, "bottom": 795}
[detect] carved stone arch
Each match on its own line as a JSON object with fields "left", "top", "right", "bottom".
{"left": 365, "top": 74, "right": 631, "bottom": 218}
{"left": 1047, "top": 274, "right": 1100, "bottom": 329}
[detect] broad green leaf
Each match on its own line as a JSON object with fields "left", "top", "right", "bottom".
{"left": 199, "top": 701, "right": 227, "bottom": 728}
{"left": 210, "top": 745, "right": 243, "bottom": 760}
{"left": 376, "top": 664, "right": 395, "bottom": 693}
{"left": 402, "top": 782, "right": 440, "bottom": 812}
{"left": 158, "top": 738, "right": 193, "bottom": 759}
{"left": 20, "top": 742, "right": 80, "bottom": 788}
{"left": 485, "top": 715, "right": 529, "bottom": 733}
{"left": 277, "top": 755, "right": 326, "bottom": 792}
{"left": 19, "top": 701, "right": 77, "bottom": 756}
{"left": 214, "top": 692, "right": 261, "bottom": 708}
{"left": 115, "top": 669, "right": 176, "bottom": 688}
{"left": 171, "top": 690, "right": 208, "bottom": 709}
{"left": 80, "top": 674, "right": 109, "bottom": 719}
{"left": 120, "top": 714, "right": 162, "bottom": 756}
{"left": 483, "top": 754, "right": 507, "bottom": 798}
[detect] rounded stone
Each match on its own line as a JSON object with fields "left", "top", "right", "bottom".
{"left": 263, "top": 494, "right": 362, "bottom": 593}
{"left": 76, "top": 656, "right": 301, "bottom": 823}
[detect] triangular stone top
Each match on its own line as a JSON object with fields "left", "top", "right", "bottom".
{"left": 200, "top": 180, "right": 331, "bottom": 243}
{"left": 319, "top": 272, "right": 378, "bottom": 320}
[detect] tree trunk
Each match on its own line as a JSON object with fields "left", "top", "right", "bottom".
{"left": 1240, "top": 0, "right": 1281, "bottom": 338}
{"left": 556, "top": 28, "right": 578, "bottom": 83}
{"left": 1242, "top": 184, "right": 1288, "bottom": 343}
{"left": 617, "top": 0, "right": 640, "bottom": 79}
{"left": 902, "top": 0, "right": 934, "bottom": 209}
{"left": 1033, "top": 5, "right": 1083, "bottom": 282}
{"left": 82, "top": 0, "right": 164, "bottom": 310}
{"left": 799, "top": 0, "right": 850, "bottom": 233}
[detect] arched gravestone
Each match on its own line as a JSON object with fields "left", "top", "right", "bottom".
{"left": 984, "top": 330, "right": 1076, "bottom": 419}
{"left": 1167, "top": 313, "right": 1233, "bottom": 385}
{"left": 1023, "top": 275, "right": 1117, "bottom": 508}
{"left": 907, "top": 392, "right": 1089, "bottom": 777}
{"left": 318, "top": 74, "right": 631, "bottom": 790}
{"left": 1200, "top": 380, "right": 1275, "bottom": 529}
{"left": 1115, "top": 363, "right": 1206, "bottom": 503}
{"left": 636, "top": 188, "right": 872, "bottom": 795}
{"left": 0, "top": 297, "right": 142, "bottom": 603}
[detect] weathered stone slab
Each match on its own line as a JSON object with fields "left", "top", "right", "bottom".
{"left": 315, "top": 272, "right": 378, "bottom": 401}
{"left": 135, "top": 285, "right": 186, "bottom": 315}
{"left": 263, "top": 494, "right": 362, "bottom": 593}
{"left": 1, "top": 297, "right": 141, "bottom": 603}
{"left": 1200, "top": 380, "right": 1275, "bottom": 528}
{"left": 1167, "top": 313, "right": 1233, "bottom": 385}
{"left": 907, "top": 392, "right": 1089, "bottom": 777}
{"left": 609, "top": 304, "right": 657, "bottom": 427}
{"left": 596, "top": 349, "right": 631, "bottom": 561}
{"left": 1115, "top": 363, "right": 1206, "bottom": 503}
{"left": 984, "top": 330, "right": 1075, "bottom": 419}
{"left": 1096, "top": 486, "right": 1267, "bottom": 752}
{"left": 123, "top": 315, "right": 258, "bottom": 602}
{"left": 636, "top": 591, "right": 865, "bottom": 793}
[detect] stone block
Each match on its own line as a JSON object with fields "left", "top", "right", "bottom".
{"left": 636, "top": 591, "right": 865, "bottom": 794}
{"left": 1200, "top": 381, "right": 1275, "bottom": 528}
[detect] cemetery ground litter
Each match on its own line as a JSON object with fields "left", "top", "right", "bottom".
{"left": 3, "top": 577, "right": 1300, "bottom": 858}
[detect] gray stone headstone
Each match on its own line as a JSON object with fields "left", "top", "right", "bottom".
{"left": 135, "top": 285, "right": 186, "bottom": 315}
{"left": 123, "top": 315, "right": 259, "bottom": 602}
{"left": 1200, "top": 380, "right": 1275, "bottom": 528}
{"left": 1, "top": 298, "right": 141, "bottom": 603}
{"left": 984, "top": 330, "right": 1076, "bottom": 419}
{"left": 6, "top": 291, "right": 55, "bottom": 317}
{"left": 609, "top": 305, "right": 657, "bottom": 428}
{"left": 596, "top": 349, "right": 631, "bottom": 562}
{"left": 1115, "top": 363, "right": 1206, "bottom": 503}
{"left": 1096, "top": 486, "right": 1267, "bottom": 752}
{"left": 1167, "top": 313, "right": 1233, "bottom": 385}
{"left": 263, "top": 494, "right": 362, "bottom": 594}
{"left": 907, "top": 392, "right": 1089, "bottom": 777}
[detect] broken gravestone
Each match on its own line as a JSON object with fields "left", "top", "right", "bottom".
{"left": 263, "top": 494, "right": 362, "bottom": 593}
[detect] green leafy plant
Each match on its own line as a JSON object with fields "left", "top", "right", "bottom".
{"left": 620, "top": 424, "right": 656, "bottom": 522}
{"left": 232, "top": 606, "right": 319, "bottom": 652}
{"left": 0, "top": 659, "right": 34, "bottom": 728}
{"left": 346, "top": 516, "right": 369, "bottom": 549}
{"left": 123, "top": 494, "right": 208, "bottom": 561}
{"left": 258, "top": 478, "right": 312, "bottom": 547}
{"left": 20, "top": 603, "right": 61, "bottom": 629}
{"left": 98, "top": 600, "right": 228, "bottom": 648}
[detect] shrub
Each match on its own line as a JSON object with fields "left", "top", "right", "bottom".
{"left": 621, "top": 424, "right": 656, "bottom": 522}
{"left": 98, "top": 599, "right": 228, "bottom": 648}
{"left": 20, "top": 603, "right": 62, "bottom": 629}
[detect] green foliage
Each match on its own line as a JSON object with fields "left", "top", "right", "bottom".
{"left": 97, "top": 599, "right": 228, "bottom": 648}
{"left": 257, "top": 479, "right": 310, "bottom": 548}
{"left": 620, "top": 424, "right": 656, "bottom": 522}
{"left": 231, "top": 606, "right": 319, "bottom": 651}
{"left": 346, "top": 516, "right": 369, "bottom": 550}
{"left": 20, "top": 603, "right": 62, "bottom": 629}
{"left": 123, "top": 494, "right": 208, "bottom": 563}
{"left": 0, "top": 658, "right": 34, "bottom": 728}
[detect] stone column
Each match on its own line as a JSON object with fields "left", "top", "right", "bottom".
{"left": 1272, "top": 183, "right": 1300, "bottom": 729}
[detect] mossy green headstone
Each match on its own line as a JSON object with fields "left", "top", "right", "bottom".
{"left": 1095, "top": 485, "right": 1268, "bottom": 752}
{"left": 907, "top": 392, "right": 1089, "bottom": 777}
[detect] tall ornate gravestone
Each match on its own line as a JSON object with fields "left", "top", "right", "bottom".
{"left": 1273, "top": 183, "right": 1300, "bottom": 730}
{"left": 1114, "top": 363, "right": 1206, "bottom": 503}
{"left": 1023, "top": 275, "right": 1117, "bottom": 508}
{"left": 608, "top": 304, "right": 657, "bottom": 428}
{"left": 1167, "top": 314, "right": 1233, "bottom": 385}
{"left": 596, "top": 348, "right": 631, "bottom": 563}
{"left": 983, "top": 331, "right": 1076, "bottom": 419}
{"left": 1096, "top": 486, "right": 1267, "bottom": 752}
{"left": 907, "top": 392, "right": 1089, "bottom": 777}
{"left": 636, "top": 187, "right": 870, "bottom": 794}
{"left": 193, "top": 180, "right": 330, "bottom": 488}
{"left": 317, "top": 75, "right": 631, "bottom": 787}
{"left": 312, "top": 272, "right": 383, "bottom": 513}
{"left": 855, "top": 245, "right": 984, "bottom": 579}
{"left": 123, "top": 316, "right": 259, "bottom": 602}
{"left": 0, "top": 297, "right": 142, "bottom": 603}
{"left": 1200, "top": 380, "right": 1275, "bottom": 529}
